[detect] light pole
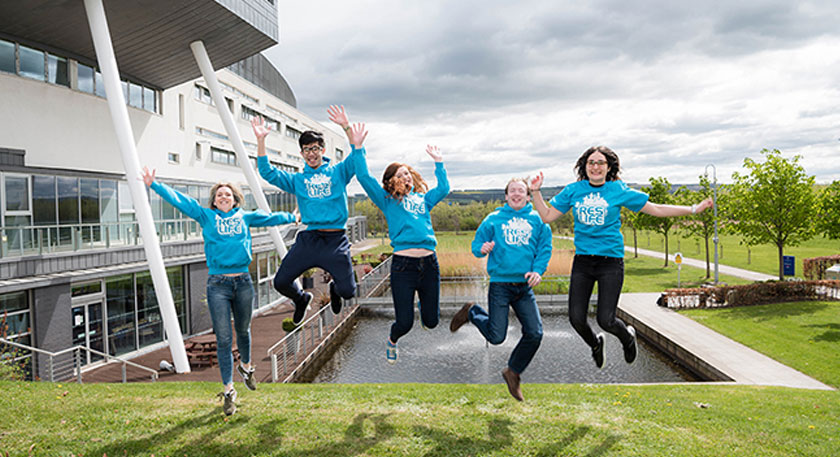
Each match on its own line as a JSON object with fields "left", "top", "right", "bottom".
{"left": 705, "top": 164, "right": 719, "bottom": 284}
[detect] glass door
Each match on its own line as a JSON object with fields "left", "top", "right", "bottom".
{"left": 71, "top": 299, "right": 105, "bottom": 365}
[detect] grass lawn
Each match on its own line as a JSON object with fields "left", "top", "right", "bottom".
{"left": 624, "top": 230, "right": 840, "bottom": 278}
{"left": 680, "top": 301, "right": 840, "bottom": 389}
{"left": 1, "top": 381, "right": 837, "bottom": 456}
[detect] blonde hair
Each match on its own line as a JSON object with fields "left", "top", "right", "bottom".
{"left": 209, "top": 182, "right": 245, "bottom": 210}
{"left": 505, "top": 177, "right": 531, "bottom": 196}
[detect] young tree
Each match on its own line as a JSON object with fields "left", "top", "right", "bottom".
{"left": 816, "top": 180, "right": 840, "bottom": 239}
{"left": 638, "top": 177, "right": 680, "bottom": 266}
{"left": 621, "top": 207, "right": 641, "bottom": 258}
{"left": 676, "top": 173, "right": 717, "bottom": 278}
{"left": 725, "top": 149, "right": 816, "bottom": 279}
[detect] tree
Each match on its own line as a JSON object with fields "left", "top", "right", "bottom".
{"left": 638, "top": 177, "right": 681, "bottom": 266}
{"left": 816, "top": 180, "right": 840, "bottom": 239}
{"left": 725, "top": 149, "right": 816, "bottom": 280}
{"left": 621, "top": 207, "right": 640, "bottom": 258}
{"left": 676, "top": 173, "right": 717, "bottom": 278}
{"left": 354, "top": 199, "right": 387, "bottom": 235}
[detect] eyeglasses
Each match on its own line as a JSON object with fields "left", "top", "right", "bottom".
{"left": 587, "top": 160, "right": 608, "bottom": 167}
{"left": 301, "top": 145, "right": 323, "bottom": 154}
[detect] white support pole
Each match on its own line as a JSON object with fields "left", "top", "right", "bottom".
{"left": 189, "top": 41, "right": 297, "bottom": 283}
{"left": 83, "top": 0, "right": 190, "bottom": 373}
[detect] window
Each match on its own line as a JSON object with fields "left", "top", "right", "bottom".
{"left": 47, "top": 54, "right": 70, "bottom": 87}
{"left": 335, "top": 148, "right": 344, "bottom": 160}
{"left": 106, "top": 274, "right": 136, "bottom": 356}
{"left": 143, "top": 86, "right": 156, "bottom": 113}
{"left": 286, "top": 126, "right": 302, "bottom": 140}
{"left": 0, "top": 39, "right": 14, "bottom": 74}
{"left": 168, "top": 152, "right": 180, "bottom": 164}
{"left": 195, "top": 143, "right": 202, "bottom": 161}
{"left": 241, "top": 106, "right": 280, "bottom": 131}
{"left": 194, "top": 85, "right": 213, "bottom": 104}
{"left": 78, "top": 63, "right": 94, "bottom": 94}
{"left": 128, "top": 81, "right": 142, "bottom": 108}
{"left": 4, "top": 176, "right": 29, "bottom": 212}
{"left": 18, "top": 45, "right": 45, "bottom": 81}
{"left": 94, "top": 70, "right": 105, "bottom": 97}
{"left": 211, "top": 147, "right": 237, "bottom": 166}
{"left": 178, "top": 94, "right": 185, "bottom": 130}
{"left": 0, "top": 291, "right": 32, "bottom": 371}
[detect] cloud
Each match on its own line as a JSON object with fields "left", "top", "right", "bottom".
{"left": 267, "top": 0, "right": 840, "bottom": 188}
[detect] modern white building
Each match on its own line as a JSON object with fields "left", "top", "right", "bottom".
{"left": 0, "top": 1, "right": 365, "bottom": 378}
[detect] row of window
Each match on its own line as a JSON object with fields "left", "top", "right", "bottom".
{"left": 0, "top": 172, "right": 297, "bottom": 258}
{"left": 0, "top": 38, "right": 159, "bottom": 114}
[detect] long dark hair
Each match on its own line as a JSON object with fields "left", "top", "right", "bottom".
{"left": 575, "top": 146, "right": 621, "bottom": 182}
{"left": 382, "top": 163, "right": 428, "bottom": 200}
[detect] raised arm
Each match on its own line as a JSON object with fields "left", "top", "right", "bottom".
{"left": 250, "top": 116, "right": 271, "bottom": 157}
{"left": 245, "top": 210, "right": 297, "bottom": 227}
{"left": 142, "top": 166, "right": 206, "bottom": 222}
{"left": 529, "top": 171, "right": 564, "bottom": 223}
{"left": 639, "top": 197, "right": 713, "bottom": 217}
{"left": 424, "top": 145, "right": 450, "bottom": 207}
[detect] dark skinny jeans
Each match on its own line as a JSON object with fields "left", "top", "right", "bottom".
{"left": 389, "top": 253, "right": 440, "bottom": 343}
{"left": 568, "top": 254, "right": 634, "bottom": 348}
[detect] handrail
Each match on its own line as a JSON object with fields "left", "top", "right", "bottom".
{"left": 0, "top": 337, "right": 158, "bottom": 382}
{"left": 266, "top": 256, "right": 393, "bottom": 356}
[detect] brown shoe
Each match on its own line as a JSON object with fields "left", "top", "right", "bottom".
{"left": 501, "top": 367, "right": 524, "bottom": 401}
{"left": 449, "top": 302, "right": 474, "bottom": 332}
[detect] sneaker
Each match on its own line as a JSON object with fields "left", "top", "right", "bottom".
{"left": 591, "top": 333, "right": 605, "bottom": 369}
{"left": 293, "top": 292, "right": 313, "bottom": 325}
{"left": 624, "top": 326, "right": 638, "bottom": 364}
{"left": 501, "top": 367, "right": 524, "bottom": 401}
{"left": 237, "top": 364, "right": 257, "bottom": 391}
{"left": 386, "top": 339, "right": 398, "bottom": 364}
{"left": 329, "top": 281, "right": 342, "bottom": 315}
{"left": 449, "top": 302, "right": 474, "bottom": 333}
{"left": 417, "top": 301, "right": 428, "bottom": 331}
{"left": 218, "top": 388, "right": 237, "bottom": 416}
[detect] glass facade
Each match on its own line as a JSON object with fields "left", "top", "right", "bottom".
{"left": 0, "top": 39, "right": 15, "bottom": 74}
{"left": 18, "top": 45, "right": 45, "bottom": 81}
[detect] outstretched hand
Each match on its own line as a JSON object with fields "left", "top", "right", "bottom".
{"left": 327, "top": 105, "right": 349, "bottom": 128}
{"left": 426, "top": 145, "right": 443, "bottom": 162}
{"left": 251, "top": 116, "right": 271, "bottom": 140}
{"left": 349, "top": 123, "right": 368, "bottom": 148}
{"left": 141, "top": 166, "right": 156, "bottom": 187}
{"left": 525, "top": 272, "right": 542, "bottom": 288}
{"left": 529, "top": 172, "right": 544, "bottom": 191}
{"left": 694, "top": 197, "right": 714, "bottom": 214}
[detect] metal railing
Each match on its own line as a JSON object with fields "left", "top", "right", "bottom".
{"left": 266, "top": 256, "right": 393, "bottom": 383}
{"left": 0, "top": 338, "right": 158, "bottom": 383}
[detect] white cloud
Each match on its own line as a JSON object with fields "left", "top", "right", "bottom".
{"left": 268, "top": 0, "right": 840, "bottom": 189}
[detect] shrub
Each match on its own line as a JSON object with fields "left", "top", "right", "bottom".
{"left": 659, "top": 279, "right": 840, "bottom": 309}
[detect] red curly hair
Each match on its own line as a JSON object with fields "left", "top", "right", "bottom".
{"left": 382, "top": 162, "right": 428, "bottom": 200}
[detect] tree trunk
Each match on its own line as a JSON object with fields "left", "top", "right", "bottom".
{"left": 704, "top": 235, "right": 710, "bottom": 278}
{"left": 633, "top": 228, "right": 638, "bottom": 258}
{"left": 778, "top": 243, "right": 784, "bottom": 280}
{"left": 663, "top": 232, "right": 669, "bottom": 267}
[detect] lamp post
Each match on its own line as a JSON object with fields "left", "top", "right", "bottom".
{"left": 705, "top": 164, "right": 719, "bottom": 284}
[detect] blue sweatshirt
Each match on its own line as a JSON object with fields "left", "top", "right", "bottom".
{"left": 549, "top": 180, "right": 649, "bottom": 258}
{"left": 150, "top": 181, "right": 295, "bottom": 275}
{"left": 258, "top": 149, "right": 359, "bottom": 230}
{"left": 354, "top": 146, "right": 450, "bottom": 252}
{"left": 472, "top": 203, "right": 553, "bottom": 283}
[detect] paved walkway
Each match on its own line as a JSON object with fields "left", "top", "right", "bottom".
{"left": 618, "top": 292, "right": 833, "bottom": 390}
{"left": 557, "top": 235, "right": 776, "bottom": 281}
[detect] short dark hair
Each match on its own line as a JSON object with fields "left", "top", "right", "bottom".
{"left": 575, "top": 146, "right": 621, "bottom": 182}
{"left": 299, "top": 130, "right": 324, "bottom": 148}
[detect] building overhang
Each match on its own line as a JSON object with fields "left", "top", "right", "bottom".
{"left": 0, "top": 0, "right": 279, "bottom": 89}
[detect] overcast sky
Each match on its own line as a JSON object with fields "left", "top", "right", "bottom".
{"left": 263, "top": 0, "right": 840, "bottom": 191}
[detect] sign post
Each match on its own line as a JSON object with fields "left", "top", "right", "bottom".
{"left": 674, "top": 252, "right": 683, "bottom": 288}
{"left": 783, "top": 255, "right": 795, "bottom": 277}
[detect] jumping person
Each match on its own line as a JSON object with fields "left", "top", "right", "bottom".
{"left": 327, "top": 105, "right": 451, "bottom": 364}
{"left": 142, "top": 167, "right": 296, "bottom": 416}
{"left": 251, "top": 113, "right": 363, "bottom": 327}
{"left": 449, "top": 178, "right": 552, "bottom": 401}
{"left": 529, "top": 146, "right": 712, "bottom": 369}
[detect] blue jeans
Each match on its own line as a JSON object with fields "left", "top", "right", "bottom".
{"left": 390, "top": 253, "right": 440, "bottom": 342}
{"left": 469, "top": 282, "right": 543, "bottom": 374}
{"left": 568, "top": 255, "right": 632, "bottom": 348}
{"left": 206, "top": 273, "right": 254, "bottom": 386}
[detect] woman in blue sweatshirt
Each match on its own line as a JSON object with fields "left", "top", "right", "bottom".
{"left": 530, "top": 146, "right": 712, "bottom": 370}
{"left": 327, "top": 105, "right": 450, "bottom": 364}
{"left": 143, "top": 167, "right": 296, "bottom": 416}
{"left": 449, "top": 178, "right": 552, "bottom": 401}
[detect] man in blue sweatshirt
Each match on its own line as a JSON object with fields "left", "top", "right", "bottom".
{"left": 450, "top": 178, "right": 552, "bottom": 401}
{"left": 251, "top": 116, "right": 362, "bottom": 325}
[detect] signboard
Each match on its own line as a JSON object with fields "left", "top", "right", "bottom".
{"left": 674, "top": 252, "right": 683, "bottom": 265}
{"left": 783, "top": 255, "right": 795, "bottom": 276}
